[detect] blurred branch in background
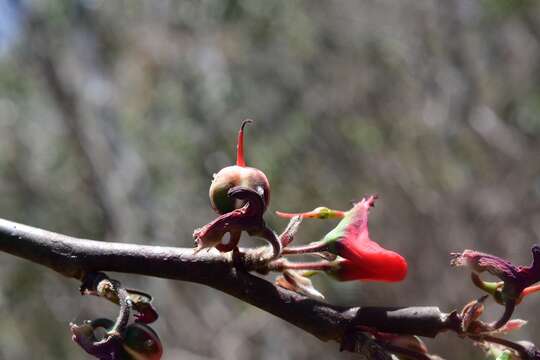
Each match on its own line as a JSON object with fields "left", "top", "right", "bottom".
{"left": 26, "top": 13, "right": 117, "bottom": 237}
{"left": 25, "top": 8, "right": 154, "bottom": 243}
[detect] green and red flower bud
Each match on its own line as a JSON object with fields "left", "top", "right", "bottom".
{"left": 322, "top": 196, "right": 408, "bottom": 281}
{"left": 322, "top": 196, "right": 406, "bottom": 282}
{"left": 282, "top": 195, "right": 408, "bottom": 282}
{"left": 209, "top": 120, "right": 270, "bottom": 214}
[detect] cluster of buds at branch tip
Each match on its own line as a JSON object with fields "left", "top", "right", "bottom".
{"left": 447, "top": 258, "right": 540, "bottom": 360}
{"left": 194, "top": 120, "right": 281, "bottom": 259}
{"left": 71, "top": 272, "right": 162, "bottom": 360}
{"left": 443, "top": 297, "right": 536, "bottom": 360}
{"left": 195, "top": 122, "right": 408, "bottom": 296}
{"left": 451, "top": 246, "right": 540, "bottom": 331}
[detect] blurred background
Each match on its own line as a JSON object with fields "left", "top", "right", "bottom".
{"left": 0, "top": 0, "right": 539, "bottom": 359}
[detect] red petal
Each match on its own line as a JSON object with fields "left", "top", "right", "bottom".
{"left": 334, "top": 254, "right": 407, "bottom": 282}
{"left": 331, "top": 195, "right": 408, "bottom": 282}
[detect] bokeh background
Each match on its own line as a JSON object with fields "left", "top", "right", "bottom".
{"left": 0, "top": 1, "right": 540, "bottom": 359}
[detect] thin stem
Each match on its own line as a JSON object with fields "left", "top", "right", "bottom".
{"left": 111, "top": 286, "right": 131, "bottom": 335}
{"left": 280, "top": 260, "right": 335, "bottom": 272}
{"left": 282, "top": 242, "right": 328, "bottom": 255}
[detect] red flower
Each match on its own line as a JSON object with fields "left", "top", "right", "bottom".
{"left": 326, "top": 196, "right": 407, "bottom": 282}
{"left": 277, "top": 195, "right": 408, "bottom": 282}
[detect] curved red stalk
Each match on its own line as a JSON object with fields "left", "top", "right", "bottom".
{"left": 276, "top": 211, "right": 303, "bottom": 219}
{"left": 236, "top": 119, "right": 253, "bottom": 167}
{"left": 282, "top": 242, "right": 329, "bottom": 255}
{"left": 278, "top": 260, "right": 335, "bottom": 272}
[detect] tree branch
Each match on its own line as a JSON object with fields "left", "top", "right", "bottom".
{"left": 0, "top": 217, "right": 459, "bottom": 347}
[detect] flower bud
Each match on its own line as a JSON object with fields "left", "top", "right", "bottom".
{"left": 209, "top": 120, "right": 270, "bottom": 214}
{"left": 322, "top": 196, "right": 407, "bottom": 282}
